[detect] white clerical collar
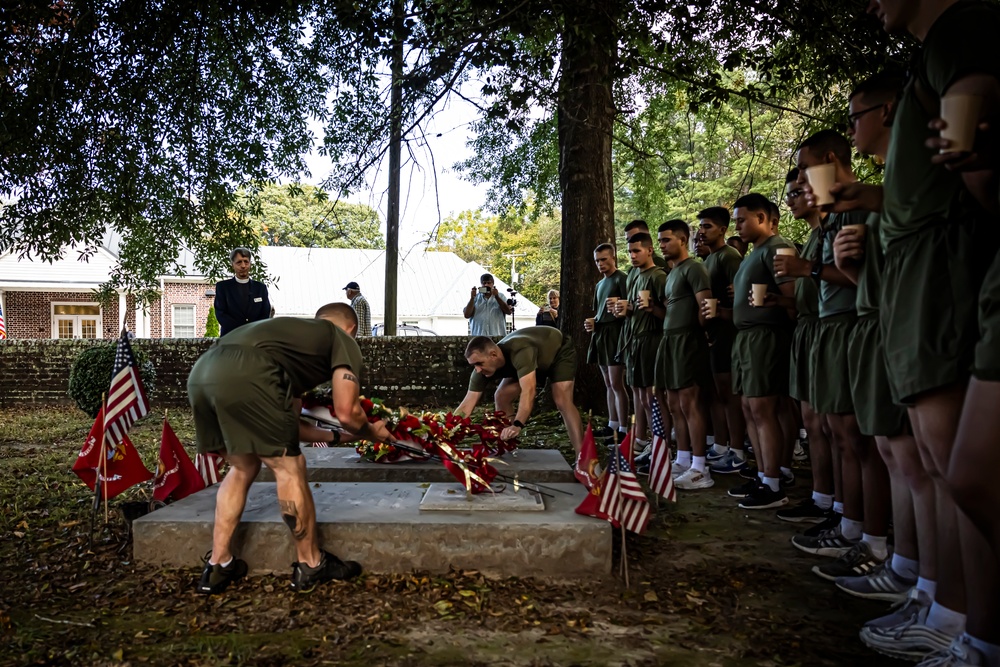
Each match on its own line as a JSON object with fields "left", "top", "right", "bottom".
{"left": 234, "top": 276, "right": 250, "bottom": 284}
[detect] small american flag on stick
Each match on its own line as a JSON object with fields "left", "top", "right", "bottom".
{"left": 647, "top": 397, "right": 676, "bottom": 502}
{"left": 104, "top": 329, "right": 149, "bottom": 446}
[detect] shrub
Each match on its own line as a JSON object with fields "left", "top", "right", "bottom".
{"left": 205, "top": 306, "right": 220, "bottom": 338}
{"left": 68, "top": 344, "right": 157, "bottom": 418}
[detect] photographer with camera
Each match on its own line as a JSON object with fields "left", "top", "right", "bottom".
{"left": 464, "top": 273, "right": 512, "bottom": 337}
{"left": 535, "top": 289, "right": 559, "bottom": 328}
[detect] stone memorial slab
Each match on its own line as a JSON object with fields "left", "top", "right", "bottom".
{"left": 256, "top": 447, "right": 575, "bottom": 484}
{"left": 419, "top": 483, "right": 545, "bottom": 512}
{"left": 133, "top": 481, "right": 609, "bottom": 579}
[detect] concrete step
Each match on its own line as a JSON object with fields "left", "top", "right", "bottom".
{"left": 133, "top": 481, "right": 611, "bottom": 579}
{"left": 256, "top": 447, "right": 576, "bottom": 484}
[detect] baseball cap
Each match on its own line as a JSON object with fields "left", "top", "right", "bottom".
{"left": 343, "top": 281, "right": 360, "bottom": 290}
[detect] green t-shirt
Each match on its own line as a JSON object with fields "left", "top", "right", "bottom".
{"left": 592, "top": 270, "right": 628, "bottom": 322}
{"left": 703, "top": 245, "right": 743, "bottom": 308}
{"left": 733, "top": 235, "right": 795, "bottom": 330}
{"left": 625, "top": 264, "right": 668, "bottom": 337}
{"left": 468, "top": 326, "right": 566, "bottom": 392}
{"left": 217, "top": 317, "right": 363, "bottom": 395}
{"left": 819, "top": 211, "right": 864, "bottom": 318}
{"left": 664, "top": 257, "right": 711, "bottom": 331}
{"left": 795, "top": 226, "right": 822, "bottom": 320}
{"left": 856, "top": 212, "right": 886, "bottom": 317}
{"left": 882, "top": 1, "right": 1000, "bottom": 250}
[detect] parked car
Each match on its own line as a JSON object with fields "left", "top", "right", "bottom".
{"left": 371, "top": 324, "right": 438, "bottom": 336}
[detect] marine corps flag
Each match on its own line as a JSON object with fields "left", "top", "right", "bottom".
{"left": 152, "top": 419, "right": 205, "bottom": 502}
{"left": 573, "top": 422, "right": 602, "bottom": 490}
{"left": 72, "top": 405, "right": 153, "bottom": 499}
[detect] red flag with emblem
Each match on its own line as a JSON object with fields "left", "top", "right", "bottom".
{"left": 153, "top": 419, "right": 205, "bottom": 502}
{"left": 573, "top": 422, "right": 602, "bottom": 490}
{"left": 72, "top": 405, "right": 153, "bottom": 499}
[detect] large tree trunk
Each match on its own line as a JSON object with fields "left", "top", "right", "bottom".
{"left": 557, "top": 0, "right": 617, "bottom": 415}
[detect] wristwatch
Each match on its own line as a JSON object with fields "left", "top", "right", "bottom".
{"left": 513, "top": 419, "right": 525, "bottom": 428}
{"left": 810, "top": 259, "right": 824, "bottom": 282}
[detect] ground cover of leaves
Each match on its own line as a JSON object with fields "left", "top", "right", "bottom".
{"left": 0, "top": 405, "right": 904, "bottom": 667}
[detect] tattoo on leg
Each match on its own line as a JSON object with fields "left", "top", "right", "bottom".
{"left": 278, "top": 499, "right": 307, "bottom": 541}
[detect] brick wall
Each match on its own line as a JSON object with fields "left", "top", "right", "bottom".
{"left": 148, "top": 281, "right": 215, "bottom": 339}
{"left": 0, "top": 337, "right": 486, "bottom": 409}
{"left": 4, "top": 291, "right": 121, "bottom": 340}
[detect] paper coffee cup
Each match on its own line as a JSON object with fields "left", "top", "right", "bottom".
{"left": 752, "top": 284, "right": 767, "bottom": 307}
{"left": 639, "top": 290, "right": 651, "bottom": 307}
{"left": 842, "top": 223, "right": 866, "bottom": 238}
{"left": 805, "top": 163, "right": 837, "bottom": 206}
{"left": 584, "top": 317, "right": 595, "bottom": 331}
{"left": 940, "top": 94, "right": 982, "bottom": 153}
{"left": 776, "top": 248, "right": 796, "bottom": 256}
{"left": 704, "top": 298, "right": 718, "bottom": 318}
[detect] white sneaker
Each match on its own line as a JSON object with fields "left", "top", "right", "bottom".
{"left": 916, "top": 635, "right": 988, "bottom": 667}
{"left": 674, "top": 467, "right": 714, "bottom": 490}
{"left": 859, "top": 601, "right": 955, "bottom": 661}
{"left": 670, "top": 461, "right": 690, "bottom": 478}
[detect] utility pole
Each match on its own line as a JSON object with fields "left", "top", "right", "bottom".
{"left": 383, "top": 0, "right": 404, "bottom": 336}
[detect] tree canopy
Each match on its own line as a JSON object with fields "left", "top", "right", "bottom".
{"left": 250, "top": 184, "right": 383, "bottom": 249}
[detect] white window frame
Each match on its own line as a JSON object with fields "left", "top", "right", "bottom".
{"left": 51, "top": 302, "right": 103, "bottom": 339}
{"left": 171, "top": 304, "right": 197, "bottom": 338}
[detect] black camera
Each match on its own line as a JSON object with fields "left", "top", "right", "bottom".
{"left": 506, "top": 287, "right": 517, "bottom": 307}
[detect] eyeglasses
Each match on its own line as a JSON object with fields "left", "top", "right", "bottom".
{"left": 847, "top": 103, "right": 885, "bottom": 128}
{"left": 785, "top": 189, "right": 804, "bottom": 201}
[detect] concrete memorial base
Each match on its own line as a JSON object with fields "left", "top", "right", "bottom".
{"left": 418, "top": 483, "right": 545, "bottom": 512}
{"left": 256, "top": 447, "right": 576, "bottom": 484}
{"left": 133, "top": 481, "right": 611, "bottom": 579}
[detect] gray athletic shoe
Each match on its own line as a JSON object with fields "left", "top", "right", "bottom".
{"left": 915, "top": 635, "right": 989, "bottom": 667}
{"left": 864, "top": 587, "right": 931, "bottom": 631}
{"left": 812, "top": 541, "right": 885, "bottom": 582}
{"left": 835, "top": 561, "right": 915, "bottom": 602}
{"left": 859, "top": 602, "right": 954, "bottom": 662}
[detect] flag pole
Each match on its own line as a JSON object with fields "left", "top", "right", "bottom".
{"left": 101, "top": 393, "right": 110, "bottom": 524}
{"left": 620, "top": 414, "right": 633, "bottom": 588}
{"left": 88, "top": 393, "right": 108, "bottom": 550}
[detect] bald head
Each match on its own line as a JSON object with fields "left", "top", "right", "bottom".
{"left": 315, "top": 302, "right": 359, "bottom": 338}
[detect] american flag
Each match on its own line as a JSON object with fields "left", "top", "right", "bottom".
{"left": 104, "top": 329, "right": 149, "bottom": 446}
{"left": 647, "top": 397, "right": 677, "bottom": 502}
{"left": 195, "top": 452, "right": 224, "bottom": 486}
{"left": 599, "top": 442, "right": 651, "bottom": 534}
{"left": 0, "top": 301, "right": 6, "bottom": 339}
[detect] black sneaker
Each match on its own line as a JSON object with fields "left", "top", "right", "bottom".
{"left": 738, "top": 483, "right": 788, "bottom": 510}
{"left": 727, "top": 478, "right": 759, "bottom": 498}
{"left": 739, "top": 465, "right": 759, "bottom": 480}
{"left": 196, "top": 554, "right": 248, "bottom": 595}
{"left": 593, "top": 425, "right": 615, "bottom": 439}
{"left": 803, "top": 511, "right": 841, "bottom": 537}
{"left": 791, "top": 526, "right": 858, "bottom": 557}
{"left": 776, "top": 498, "right": 831, "bottom": 524}
{"left": 291, "top": 550, "right": 362, "bottom": 591}
{"left": 812, "top": 541, "right": 885, "bottom": 581}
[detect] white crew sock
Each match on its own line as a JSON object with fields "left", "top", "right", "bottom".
{"left": 709, "top": 443, "right": 729, "bottom": 457}
{"left": 833, "top": 501, "right": 845, "bottom": 515}
{"left": 916, "top": 577, "right": 937, "bottom": 600}
{"left": 706, "top": 435, "right": 716, "bottom": 446}
{"left": 840, "top": 517, "right": 863, "bottom": 541}
{"left": 926, "top": 602, "right": 966, "bottom": 636}
{"left": 799, "top": 428, "right": 807, "bottom": 440}
{"left": 890, "top": 553, "right": 919, "bottom": 581}
{"left": 967, "top": 635, "right": 1000, "bottom": 665}
{"left": 691, "top": 455, "right": 706, "bottom": 472}
{"left": 811, "top": 491, "right": 833, "bottom": 510}
{"left": 780, "top": 466, "right": 792, "bottom": 477}
{"left": 762, "top": 476, "right": 780, "bottom": 492}
{"left": 211, "top": 557, "right": 233, "bottom": 568}
{"left": 862, "top": 533, "right": 889, "bottom": 560}
{"left": 619, "top": 426, "right": 629, "bottom": 435}
{"left": 608, "top": 420, "right": 620, "bottom": 430}
{"left": 676, "top": 450, "right": 692, "bottom": 467}
{"left": 731, "top": 448, "right": 746, "bottom": 461}
{"left": 757, "top": 470, "right": 765, "bottom": 480}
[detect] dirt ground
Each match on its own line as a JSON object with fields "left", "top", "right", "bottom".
{"left": 0, "top": 406, "right": 904, "bottom": 666}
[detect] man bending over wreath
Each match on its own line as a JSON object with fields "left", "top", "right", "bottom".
{"left": 455, "top": 326, "right": 585, "bottom": 468}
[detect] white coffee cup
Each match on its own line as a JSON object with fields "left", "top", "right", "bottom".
{"left": 704, "top": 298, "right": 718, "bottom": 318}
{"left": 639, "top": 290, "right": 651, "bottom": 308}
{"left": 940, "top": 94, "right": 982, "bottom": 153}
{"left": 752, "top": 284, "right": 768, "bottom": 307}
{"left": 805, "top": 163, "right": 837, "bottom": 206}
{"left": 776, "top": 248, "right": 797, "bottom": 257}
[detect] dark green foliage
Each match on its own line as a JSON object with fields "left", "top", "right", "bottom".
{"left": 67, "top": 345, "right": 156, "bottom": 418}
{"left": 205, "top": 307, "right": 221, "bottom": 338}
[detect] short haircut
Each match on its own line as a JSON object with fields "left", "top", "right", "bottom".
{"left": 798, "top": 129, "right": 852, "bottom": 168}
{"left": 230, "top": 247, "right": 252, "bottom": 262}
{"left": 732, "top": 192, "right": 772, "bottom": 213}
{"left": 627, "top": 232, "right": 653, "bottom": 248}
{"left": 767, "top": 200, "right": 781, "bottom": 221}
{"left": 465, "top": 335, "right": 498, "bottom": 358}
{"left": 480, "top": 273, "right": 494, "bottom": 283}
{"left": 624, "top": 219, "right": 649, "bottom": 233}
{"left": 697, "top": 206, "right": 730, "bottom": 229}
{"left": 850, "top": 72, "right": 904, "bottom": 104}
{"left": 785, "top": 168, "right": 799, "bottom": 184}
{"left": 658, "top": 219, "right": 690, "bottom": 241}
{"left": 594, "top": 242, "right": 615, "bottom": 255}
{"left": 547, "top": 289, "right": 560, "bottom": 299}
{"left": 315, "top": 302, "right": 359, "bottom": 329}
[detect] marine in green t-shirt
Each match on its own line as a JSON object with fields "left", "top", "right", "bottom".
{"left": 455, "top": 327, "right": 584, "bottom": 460}
{"left": 187, "top": 302, "right": 388, "bottom": 595}
{"left": 663, "top": 257, "right": 712, "bottom": 331}
{"left": 586, "top": 243, "right": 630, "bottom": 438}
{"left": 732, "top": 235, "right": 795, "bottom": 330}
